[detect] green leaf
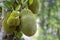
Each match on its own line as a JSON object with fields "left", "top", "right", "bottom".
{"left": 21, "top": 0, "right": 27, "bottom": 3}
{"left": 16, "top": 32, "right": 22, "bottom": 37}
{"left": 3, "top": 1, "right": 13, "bottom": 9}
{"left": 8, "top": 0, "right": 15, "bottom": 2}
{"left": 15, "top": 5, "right": 21, "bottom": 11}
{"left": 21, "top": 0, "right": 24, "bottom": 3}
{"left": 29, "top": 0, "right": 33, "bottom": 5}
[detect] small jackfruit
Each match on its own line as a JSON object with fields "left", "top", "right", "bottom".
{"left": 28, "top": 0, "right": 39, "bottom": 14}
{"left": 7, "top": 11, "right": 20, "bottom": 26}
{"left": 2, "top": 12, "right": 16, "bottom": 34}
{"left": 21, "top": 8, "right": 37, "bottom": 36}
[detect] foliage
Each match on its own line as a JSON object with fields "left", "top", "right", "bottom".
{"left": 36, "top": 0, "right": 60, "bottom": 40}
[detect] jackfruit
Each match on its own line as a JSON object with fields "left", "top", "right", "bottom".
{"left": 21, "top": 8, "right": 37, "bottom": 36}
{"left": 2, "top": 12, "right": 16, "bottom": 34}
{"left": 28, "top": 0, "right": 39, "bottom": 14}
{"left": 7, "top": 11, "right": 20, "bottom": 26}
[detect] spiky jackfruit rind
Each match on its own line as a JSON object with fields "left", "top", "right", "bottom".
{"left": 2, "top": 13, "right": 16, "bottom": 34}
{"left": 7, "top": 11, "right": 20, "bottom": 26}
{"left": 21, "top": 8, "right": 37, "bottom": 36}
{"left": 28, "top": 0, "right": 39, "bottom": 14}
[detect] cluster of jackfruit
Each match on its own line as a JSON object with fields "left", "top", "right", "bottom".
{"left": 2, "top": 0, "right": 39, "bottom": 36}
{"left": 2, "top": 8, "right": 37, "bottom": 36}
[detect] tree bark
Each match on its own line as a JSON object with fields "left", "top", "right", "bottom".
{"left": 1, "top": 7, "right": 7, "bottom": 40}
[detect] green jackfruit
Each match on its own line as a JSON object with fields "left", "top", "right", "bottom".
{"left": 28, "top": 0, "right": 39, "bottom": 14}
{"left": 21, "top": 8, "right": 37, "bottom": 36}
{"left": 2, "top": 12, "right": 16, "bottom": 34}
{"left": 7, "top": 11, "right": 20, "bottom": 26}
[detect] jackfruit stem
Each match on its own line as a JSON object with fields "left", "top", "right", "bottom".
{"left": 17, "top": 0, "right": 24, "bottom": 9}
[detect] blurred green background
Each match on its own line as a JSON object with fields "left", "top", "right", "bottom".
{"left": 32, "top": 0, "right": 60, "bottom": 40}
{"left": 0, "top": 7, "right": 2, "bottom": 17}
